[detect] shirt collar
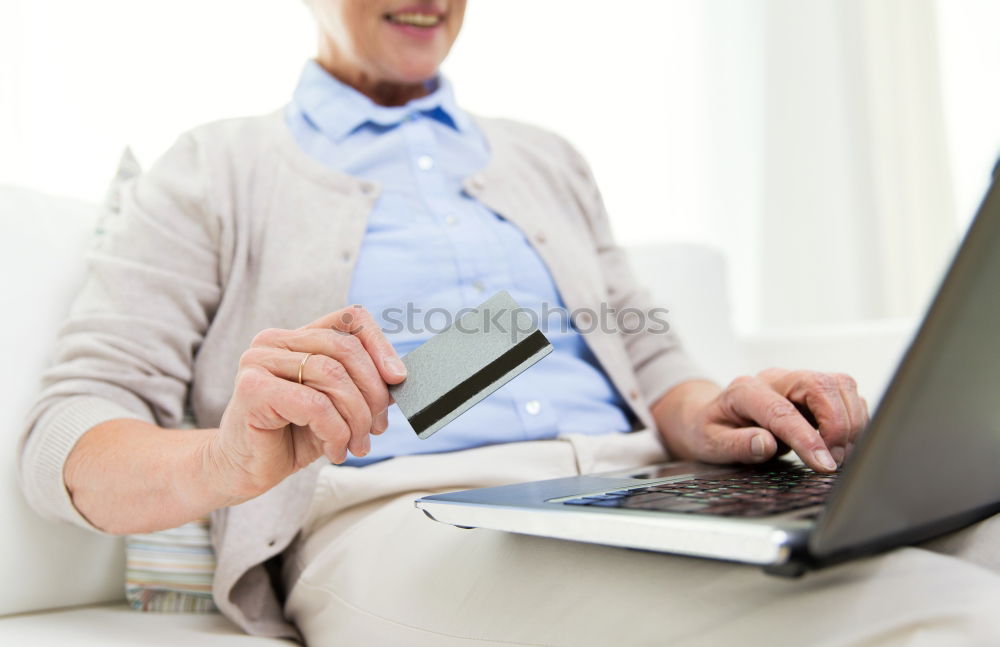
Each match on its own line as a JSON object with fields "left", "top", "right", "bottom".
{"left": 291, "top": 59, "right": 470, "bottom": 143}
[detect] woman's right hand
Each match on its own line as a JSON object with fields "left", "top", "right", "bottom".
{"left": 207, "top": 305, "right": 407, "bottom": 504}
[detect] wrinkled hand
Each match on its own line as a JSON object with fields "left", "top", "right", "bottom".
{"left": 678, "top": 369, "right": 869, "bottom": 472}
{"left": 208, "top": 305, "right": 407, "bottom": 503}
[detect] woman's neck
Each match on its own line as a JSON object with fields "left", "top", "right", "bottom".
{"left": 315, "top": 58, "right": 432, "bottom": 107}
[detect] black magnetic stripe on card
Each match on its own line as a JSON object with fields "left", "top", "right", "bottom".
{"left": 408, "top": 330, "right": 551, "bottom": 436}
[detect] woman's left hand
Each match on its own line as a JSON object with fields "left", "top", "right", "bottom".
{"left": 654, "top": 369, "right": 870, "bottom": 472}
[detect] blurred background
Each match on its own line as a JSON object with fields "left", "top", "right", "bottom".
{"left": 1, "top": 0, "right": 998, "bottom": 342}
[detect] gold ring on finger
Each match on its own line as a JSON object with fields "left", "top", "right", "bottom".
{"left": 297, "top": 352, "right": 314, "bottom": 385}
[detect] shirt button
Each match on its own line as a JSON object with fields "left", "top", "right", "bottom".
{"left": 472, "top": 280, "right": 486, "bottom": 294}
{"left": 417, "top": 155, "right": 434, "bottom": 171}
{"left": 525, "top": 400, "right": 542, "bottom": 416}
{"left": 445, "top": 215, "right": 458, "bottom": 227}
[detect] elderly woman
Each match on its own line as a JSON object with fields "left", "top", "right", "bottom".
{"left": 19, "top": 1, "right": 1000, "bottom": 645}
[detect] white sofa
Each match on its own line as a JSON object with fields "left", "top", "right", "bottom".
{"left": 0, "top": 185, "right": 913, "bottom": 643}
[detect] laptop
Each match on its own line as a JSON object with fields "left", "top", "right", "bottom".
{"left": 415, "top": 160, "right": 1000, "bottom": 576}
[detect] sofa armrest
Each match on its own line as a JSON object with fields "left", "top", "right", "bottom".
{"left": 1, "top": 185, "right": 126, "bottom": 616}
{"left": 739, "top": 318, "right": 918, "bottom": 405}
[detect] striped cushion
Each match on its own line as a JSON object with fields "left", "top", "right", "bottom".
{"left": 125, "top": 518, "right": 217, "bottom": 612}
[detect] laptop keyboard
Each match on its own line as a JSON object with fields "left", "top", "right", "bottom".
{"left": 561, "top": 464, "right": 838, "bottom": 517}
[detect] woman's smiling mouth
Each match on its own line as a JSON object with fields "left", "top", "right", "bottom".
{"left": 384, "top": 11, "right": 444, "bottom": 28}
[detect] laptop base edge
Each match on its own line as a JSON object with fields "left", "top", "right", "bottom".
{"left": 417, "top": 498, "right": 809, "bottom": 569}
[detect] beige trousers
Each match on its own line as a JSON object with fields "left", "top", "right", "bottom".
{"left": 282, "top": 431, "right": 1000, "bottom": 646}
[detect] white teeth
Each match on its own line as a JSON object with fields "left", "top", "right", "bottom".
{"left": 387, "top": 12, "right": 442, "bottom": 27}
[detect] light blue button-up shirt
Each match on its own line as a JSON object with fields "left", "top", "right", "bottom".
{"left": 286, "top": 61, "right": 631, "bottom": 464}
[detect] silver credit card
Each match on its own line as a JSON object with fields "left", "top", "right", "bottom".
{"left": 389, "top": 291, "right": 553, "bottom": 439}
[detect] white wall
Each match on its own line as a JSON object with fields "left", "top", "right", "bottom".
{"left": 0, "top": 0, "right": 314, "bottom": 200}
{"left": 936, "top": 0, "right": 1000, "bottom": 229}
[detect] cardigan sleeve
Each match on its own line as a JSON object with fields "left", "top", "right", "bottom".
{"left": 18, "top": 132, "right": 223, "bottom": 531}
{"left": 560, "top": 143, "right": 713, "bottom": 408}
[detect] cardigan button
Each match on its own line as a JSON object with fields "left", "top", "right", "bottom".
{"left": 359, "top": 182, "right": 376, "bottom": 195}
{"left": 468, "top": 175, "right": 485, "bottom": 191}
{"left": 629, "top": 389, "right": 640, "bottom": 401}
{"left": 534, "top": 232, "right": 547, "bottom": 244}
